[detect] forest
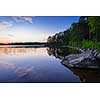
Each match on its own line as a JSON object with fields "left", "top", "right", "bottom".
{"left": 47, "top": 16, "right": 100, "bottom": 49}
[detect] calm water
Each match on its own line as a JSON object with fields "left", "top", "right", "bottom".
{"left": 0, "top": 45, "right": 100, "bottom": 83}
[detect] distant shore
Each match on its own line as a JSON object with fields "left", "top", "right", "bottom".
{"left": 0, "top": 42, "right": 48, "bottom": 45}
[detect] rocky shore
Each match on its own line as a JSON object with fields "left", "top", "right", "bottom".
{"left": 61, "top": 46, "right": 100, "bottom": 69}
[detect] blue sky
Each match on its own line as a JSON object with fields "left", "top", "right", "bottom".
{"left": 0, "top": 16, "right": 80, "bottom": 43}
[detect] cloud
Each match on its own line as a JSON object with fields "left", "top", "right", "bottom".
{"left": 0, "top": 21, "right": 13, "bottom": 31}
{"left": 7, "top": 34, "right": 14, "bottom": 37}
{"left": 13, "top": 16, "right": 33, "bottom": 23}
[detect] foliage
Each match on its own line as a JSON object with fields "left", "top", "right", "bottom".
{"left": 82, "top": 40, "right": 100, "bottom": 49}
{"left": 47, "top": 16, "right": 100, "bottom": 49}
{"left": 88, "top": 16, "right": 100, "bottom": 41}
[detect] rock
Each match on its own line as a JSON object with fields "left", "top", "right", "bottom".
{"left": 96, "top": 53, "right": 100, "bottom": 59}
{"left": 67, "top": 46, "right": 84, "bottom": 53}
{"left": 61, "top": 50, "right": 100, "bottom": 69}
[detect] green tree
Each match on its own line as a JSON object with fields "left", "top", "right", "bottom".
{"left": 88, "top": 16, "right": 100, "bottom": 41}
{"left": 68, "top": 22, "right": 84, "bottom": 42}
{"left": 78, "top": 16, "right": 90, "bottom": 40}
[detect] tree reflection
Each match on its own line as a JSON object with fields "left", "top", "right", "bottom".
{"left": 47, "top": 47, "right": 80, "bottom": 60}
{"left": 67, "top": 68, "right": 100, "bottom": 82}
{"left": 47, "top": 47, "right": 100, "bottom": 82}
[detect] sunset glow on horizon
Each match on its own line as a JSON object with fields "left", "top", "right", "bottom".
{"left": 0, "top": 16, "right": 79, "bottom": 43}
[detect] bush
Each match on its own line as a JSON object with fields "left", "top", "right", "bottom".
{"left": 82, "top": 40, "right": 100, "bottom": 49}
{"left": 65, "top": 40, "right": 100, "bottom": 49}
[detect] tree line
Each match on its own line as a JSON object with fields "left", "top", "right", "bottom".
{"left": 47, "top": 16, "right": 100, "bottom": 48}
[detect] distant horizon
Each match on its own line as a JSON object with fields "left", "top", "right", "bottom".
{"left": 0, "top": 41, "right": 47, "bottom": 44}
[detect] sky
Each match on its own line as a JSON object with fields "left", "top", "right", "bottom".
{"left": 0, "top": 16, "right": 80, "bottom": 43}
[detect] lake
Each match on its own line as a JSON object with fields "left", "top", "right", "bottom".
{"left": 0, "top": 45, "right": 100, "bottom": 83}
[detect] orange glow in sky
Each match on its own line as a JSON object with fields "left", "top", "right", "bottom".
{"left": 0, "top": 28, "right": 48, "bottom": 43}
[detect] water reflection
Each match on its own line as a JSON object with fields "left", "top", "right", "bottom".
{"left": 67, "top": 68, "right": 100, "bottom": 82}
{"left": 0, "top": 46, "right": 80, "bottom": 82}
{"left": 0, "top": 46, "right": 45, "bottom": 55}
{"left": 0, "top": 46, "right": 48, "bottom": 82}
{"left": 0, "top": 46, "right": 100, "bottom": 82}
{"left": 47, "top": 47, "right": 80, "bottom": 60}
{"left": 47, "top": 47, "right": 100, "bottom": 82}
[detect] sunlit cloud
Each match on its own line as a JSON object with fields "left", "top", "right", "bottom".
{"left": 0, "top": 21, "right": 13, "bottom": 31}
{"left": 13, "top": 16, "right": 33, "bottom": 23}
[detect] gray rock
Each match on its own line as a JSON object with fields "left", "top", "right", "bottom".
{"left": 96, "top": 53, "right": 100, "bottom": 59}
{"left": 62, "top": 50, "right": 100, "bottom": 69}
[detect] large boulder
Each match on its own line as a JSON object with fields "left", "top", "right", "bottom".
{"left": 61, "top": 50, "right": 100, "bottom": 69}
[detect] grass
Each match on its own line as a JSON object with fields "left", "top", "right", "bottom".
{"left": 65, "top": 40, "right": 100, "bottom": 49}
{"left": 82, "top": 40, "right": 100, "bottom": 49}
{"left": 68, "top": 41, "right": 82, "bottom": 47}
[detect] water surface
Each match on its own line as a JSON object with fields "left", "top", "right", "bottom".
{"left": 0, "top": 45, "right": 100, "bottom": 82}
